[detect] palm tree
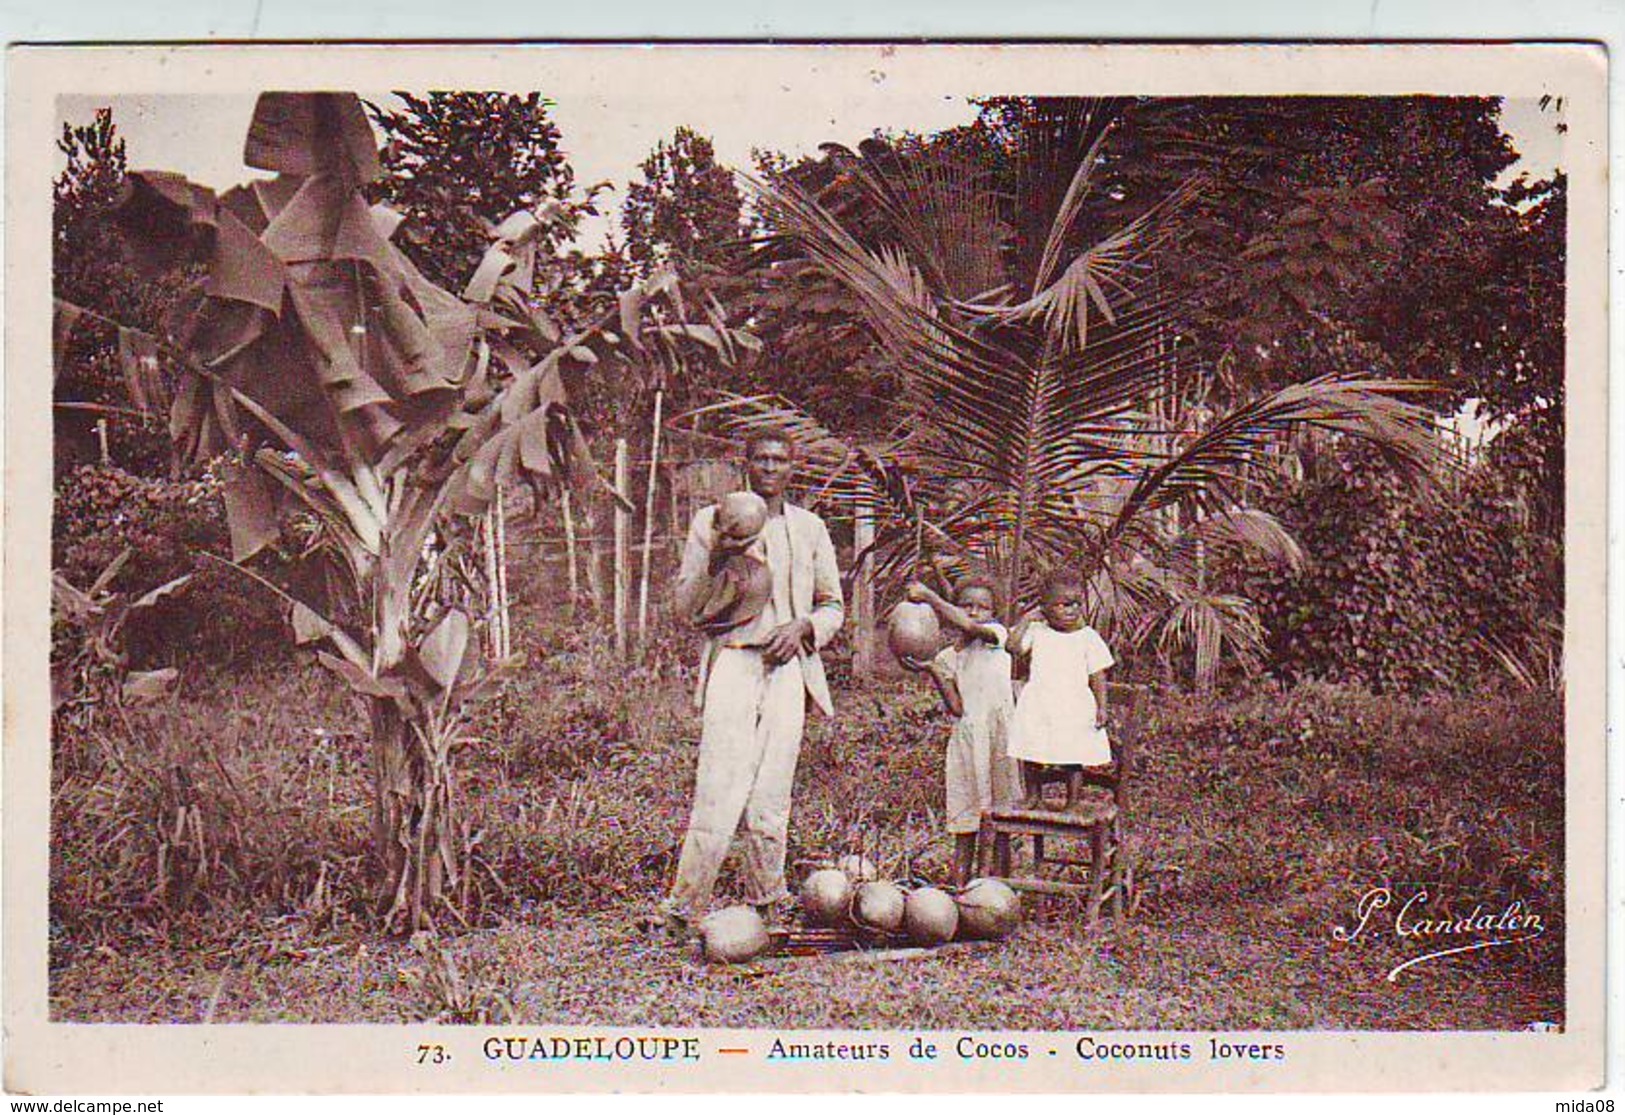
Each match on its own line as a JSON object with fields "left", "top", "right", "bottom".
{"left": 741, "top": 101, "right": 1442, "bottom": 678}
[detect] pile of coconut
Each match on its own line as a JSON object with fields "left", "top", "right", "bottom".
{"left": 699, "top": 856, "right": 1022, "bottom": 965}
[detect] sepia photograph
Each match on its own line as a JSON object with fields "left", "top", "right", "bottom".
{"left": 6, "top": 43, "right": 1607, "bottom": 1093}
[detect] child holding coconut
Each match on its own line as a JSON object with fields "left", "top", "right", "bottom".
{"left": 898, "top": 578, "right": 1022, "bottom": 885}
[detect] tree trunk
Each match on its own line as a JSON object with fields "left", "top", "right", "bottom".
{"left": 369, "top": 691, "right": 466, "bottom": 934}
{"left": 668, "top": 463, "right": 682, "bottom": 559}
{"left": 369, "top": 694, "right": 412, "bottom": 913}
{"left": 368, "top": 564, "right": 465, "bottom": 935}
{"left": 613, "top": 438, "right": 630, "bottom": 657}
{"left": 562, "top": 489, "right": 580, "bottom": 617}
{"left": 636, "top": 388, "right": 664, "bottom": 646}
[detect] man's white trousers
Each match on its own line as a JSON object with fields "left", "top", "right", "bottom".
{"left": 668, "top": 647, "right": 806, "bottom": 916}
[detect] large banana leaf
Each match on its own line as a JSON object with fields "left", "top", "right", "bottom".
{"left": 108, "top": 94, "right": 624, "bottom": 575}
{"left": 116, "top": 160, "right": 470, "bottom": 482}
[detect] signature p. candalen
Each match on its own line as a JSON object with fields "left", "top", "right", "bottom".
{"left": 1331, "top": 886, "right": 1546, "bottom": 982}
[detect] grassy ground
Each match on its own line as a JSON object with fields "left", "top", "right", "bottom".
{"left": 49, "top": 592, "right": 1564, "bottom": 1030}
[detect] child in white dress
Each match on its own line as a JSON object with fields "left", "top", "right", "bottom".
{"left": 1010, "top": 570, "right": 1115, "bottom": 810}
{"left": 900, "top": 578, "right": 1022, "bottom": 884}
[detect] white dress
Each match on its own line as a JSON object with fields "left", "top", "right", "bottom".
{"left": 1010, "top": 623, "right": 1114, "bottom": 765}
{"left": 932, "top": 625, "right": 1023, "bottom": 834}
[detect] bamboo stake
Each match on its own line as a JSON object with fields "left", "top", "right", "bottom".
{"left": 561, "top": 489, "right": 580, "bottom": 617}
{"left": 495, "top": 483, "right": 511, "bottom": 659}
{"left": 668, "top": 462, "right": 682, "bottom": 558}
{"left": 637, "top": 387, "right": 665, "bottom": 646}
{"left": 96, "top": 418, "right": 110, "bottom": 466}
{"left": 482, "top": 504, "right": 501, "bottom": 660}
{"left": 613, "top": 438, "right": 629, "bottom": 658}
{"left": 583, "top": 499, "right": 605, "bottom": 617}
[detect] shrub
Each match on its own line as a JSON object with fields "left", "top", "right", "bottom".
{"left": 53, "top": 464, "right": 292, "bottom": 669}
{"left": 52, "top": 338, "right": 175, "bottom": 479}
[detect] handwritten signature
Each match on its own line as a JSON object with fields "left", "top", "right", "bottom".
{"left": 1331, "top": 886, "right": 1546, "bottom": 982}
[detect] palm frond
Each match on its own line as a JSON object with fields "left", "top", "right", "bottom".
{"left": 970, "top": 174, "right": 1202, "bottom": 354}
{"left": 1089, "top": 552, "right": 1172, "bottom": 641}
{"left": 676, "top": 393, "right": 869, "bottom": 512}
{"left": 998, "top": 98, "right": 1131, "bottom": 283}
{"left": 747, "top": 160, "right": 1199, "bottom": 614}
{"left": 1173, "top": 508, "right": 1306, "bottom": 574}
{"left": 1103, "top": 375, "right": 1444, "bottom": 552}
{"left": 1156, "top": 591, "right": 1268, "bottom": 690}
{"left": 820, "top": 141, "right": 1011, "bottom": 304}
{"left": 745, "top": 170, "right": 1045, "bottom": 483}
{"left": 1031, "top": 118, "right": 1117, "bottom": 293}
{"left": 747, "top": 120, "right": 1442, "bottom": 647}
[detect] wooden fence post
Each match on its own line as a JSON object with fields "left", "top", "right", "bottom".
{"left": 668, "top": 462, "right": 683, "bottom": 558}
{"left": 853, "top": 497, "right": 877, "bottom": 678}
{"left": 561, "top": 489, "right": 580, "bottom": 617}
{"left": 582, "top": 497, "right": 605, "bottom": 617}
{"left": 482, "top": 503, "right": 501, "bottom": 659}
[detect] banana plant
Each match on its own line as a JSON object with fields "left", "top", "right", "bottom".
{"left": 50, "top": 546, "right": 193, "bottom": 719}
{"left": 102, "top": 92, "right": 697, "bottom": 932}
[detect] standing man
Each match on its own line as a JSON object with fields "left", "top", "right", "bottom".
{"left": 653, "top": 432, "right": 844, "bottom": 937}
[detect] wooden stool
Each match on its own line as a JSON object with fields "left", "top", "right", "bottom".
{"left": 976, "top": 799, "right": 1125, "bottom": 927}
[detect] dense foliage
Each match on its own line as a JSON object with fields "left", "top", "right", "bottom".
{"left": 52, "top": 464, "right": 289, "bottom": 667}
{"left": 1248, "top": 446, "right": 1561, "bottom": 693}
{"left": 620, "top": 126, "right": 744, "bottom": 279}
{"left": 53, "top": 109, "right": 181, "bottom": 474}
{"left": 744, "top": 101, "right": 1442, "bottom": 669}
{"left": 737, "top": 97, "right": 1562, "bottom": 688}
{"left": 366, "top": 92, "right": 600, "bottom": 292}
{"left": 741, "top": 97, "right": 1562, "bottom": 476}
